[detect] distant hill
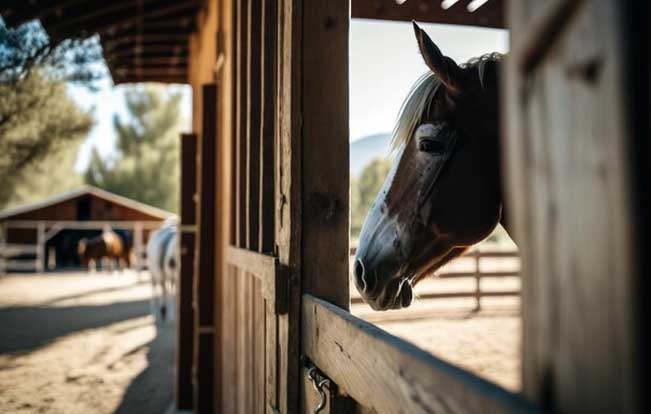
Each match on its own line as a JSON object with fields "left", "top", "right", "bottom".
{"left": 350, "top": 133, "right": 392, "bottom": 176}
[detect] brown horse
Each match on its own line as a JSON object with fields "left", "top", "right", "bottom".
{"left": 354, "top": 23, "right": 506, "bottom": 311}
{"left": 78, "top": 228, "right": 131, "bottom": 271}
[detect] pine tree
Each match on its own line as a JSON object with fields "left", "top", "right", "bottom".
{"left": 84, "top": 85, "right": 181, "bottom": 213}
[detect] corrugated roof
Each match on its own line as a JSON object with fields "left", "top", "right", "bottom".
{"left": 0, "top": 185, "right": 173, "bottom": 220}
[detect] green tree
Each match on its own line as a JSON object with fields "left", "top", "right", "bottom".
{"left": 4, "top": 136, "right": 84, "bottom": 209}
{"left": 0, "top": 18, "right": 101, "bottom": 207}
{"left": 0, "top": 72, "right": 92, "bottom": 207}
{"left": 84, "top": 85, "right": 181, "bottom": 213}
{"left": 350, "top": 157, "right": 392, "bottom": 240}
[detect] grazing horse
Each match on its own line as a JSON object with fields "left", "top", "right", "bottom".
{"left": 78, "top": 227, "right": 131, "bottom": 271}
{"left": 146, "top": 219, "right": 178, "bottom": 323}
{"left": 354, "top": 23, "right": 505, "bottom": 311}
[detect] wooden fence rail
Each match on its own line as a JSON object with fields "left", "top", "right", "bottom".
{"left": 349, "top": 247, "right": 520, "bottom": 310}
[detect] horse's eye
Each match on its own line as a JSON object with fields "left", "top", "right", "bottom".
{"left": 418, "top": 139, "right": 445, "bottom": 153}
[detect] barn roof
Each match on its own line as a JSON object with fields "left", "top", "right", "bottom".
{"left": 0, "top": 185, "right": 173, "bottom": 221}
{"left": 0, "top": 0, "right": 503, "bottom": 85}
{"left": 0, "top": 0, "right": 202, "bottom": 84}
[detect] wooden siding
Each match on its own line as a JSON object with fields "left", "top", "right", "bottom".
{"left": 504, "top": 0, "right": 643, "bottom": 412}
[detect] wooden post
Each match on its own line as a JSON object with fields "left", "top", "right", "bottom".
{"left": 193, "top": 83, "right": 218, "bottom": 414}
{"left": 35, "top": 221, "right": 45, "bottom": 273}
{"left": 298, "top": 1, "right": 350, "bottom": 413}
{"left": 0, "top": 227, "right": 6, "bottom": 276}
{"left": 504, "top": 1, "right": 645, "bottom": 412}
{"left": 177, "top": 132, "right": 197, "bottom": 411}
{"left": 134, "top": 222, "right": 144, "bottom": 272}
{"left": 473, "top": 250, "right": 481, "bottom": 312}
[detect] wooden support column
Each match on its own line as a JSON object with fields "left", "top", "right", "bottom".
{"left": 504, "top": 1, "right": 646, "bottom": 413}
{"left": 133, "top": 222, "right": 144, "bottom": 271}
{"left": 298, "top": 1, "right": 350, "bottom": 413}
{"left": 35, "top": 221, "right": 45, "bottom": 273}
{"left": 177, "top": 132, "right": 197, "bottom": 411}
{"left": 193, "top": 83, "right": 218, "bottom": 414}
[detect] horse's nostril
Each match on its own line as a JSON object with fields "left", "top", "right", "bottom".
{"left": 354, "top": 259, "right": 366, "bottom": 292}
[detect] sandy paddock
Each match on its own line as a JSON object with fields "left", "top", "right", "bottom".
{"left": 0, "top": 266, "right": 520, "bottom": 414}
{"left": 0, "top": 272, "right": 174, "bottom": 414}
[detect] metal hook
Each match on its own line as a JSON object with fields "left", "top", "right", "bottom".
{"left": 307, "top": 366, "right": 330, "bottom": 413}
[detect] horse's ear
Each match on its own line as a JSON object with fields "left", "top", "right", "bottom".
{"left": 412, "top": 21, "right": 463, "bottom": 94}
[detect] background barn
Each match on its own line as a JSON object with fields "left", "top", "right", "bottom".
{"left": 0, "top": 186, "right": 172, "bottom": 273}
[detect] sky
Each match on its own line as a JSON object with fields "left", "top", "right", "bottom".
{"left": 69, "top": 19, "right": 508, "bottom": 171}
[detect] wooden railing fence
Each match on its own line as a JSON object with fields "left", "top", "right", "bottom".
{"left": 349, "top": 247, "right": 520, "bottom": 310}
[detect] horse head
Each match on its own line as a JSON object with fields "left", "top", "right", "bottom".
{"left": 354, "top": 23, "right": 504, "bottom": 311}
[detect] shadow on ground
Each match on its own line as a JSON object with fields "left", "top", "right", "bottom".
{"left": 0, "top": 299, "right": 151, "bottom": 354}
{"left": 113, "top": 322, "right": 176, "bottom": 414}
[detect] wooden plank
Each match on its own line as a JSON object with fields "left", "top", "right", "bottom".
{"left": 3, "top": 220, "right": 163, "bottom": 229}
{"left": 351, "top": 0, "right": 503, "bottom": 28}
{"left": 180, "top": 133, "right": 197, "bottom": 226}
{"left": 301, "top": 0, "right": 350, "bottom": 309}
{"left": 259, "top": 0, "right": 276, "bottom": 254}
{"left": 177, "top": 231, "right": 196, "bottom": 410}
{"left": 225, "top": 245, "right": 287, "bottom": 314}
{"left": 505, "top": 1, "right": 642, "bottom": 412}
{"left": 254, "top": 278, "right": 266, "bottom": 414}
{"left": 275, "top": 0, "right": 302, "bottom": 411}
{"left": 246, "top": 0, "right": 262, "bottom": 252}
{"left": 177, "top": 132, "right": 197, "bottom": 411}
{"left": 237, "top": 0, "right": 250, "bottom": 248}
{"left": 303, "top": 294, "right": 539, "bottom": 414}
{"left": 193, "top": 83, "right": 218, "bottom": 413}
{"left": 221, "top": 266, "right": 238, "bottom": 414}
{"left": 4, "top": 260, "right": 38, "bottom": 271}
{"left": 350, "top": 290, "right": 520, "bottom": 304}
{"left": 236, "top": 271, "right": 246, "bottom": 413}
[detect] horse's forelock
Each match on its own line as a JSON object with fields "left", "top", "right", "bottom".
{"left": 391, "top": 53, "right": 502, "bottom": 152}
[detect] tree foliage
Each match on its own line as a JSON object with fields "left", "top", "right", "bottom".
{"left": 0, "top": 72, "right": 92, "bottom": 207}
{"left": 84, "top": 86, "right": 181, "bottom": 213}
{"left": 350, "top": 157, "right": 392, "bottom": 240}
{"left": 0, "top": 19, "right": 103, "bottom": 85}
{"left": 0, "top": 18, "right": 101, "bottom": 207}
{"left": 3, "top": 135, "right": 84, "bottom": 209}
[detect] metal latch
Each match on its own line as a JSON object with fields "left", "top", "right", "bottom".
{"left": 304, "top": 358, "right": 331, "bottom": 413}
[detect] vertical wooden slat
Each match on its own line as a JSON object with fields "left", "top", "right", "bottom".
{"left": 259, "top": 0, "right": 276, "bottom": 254}
{"left": 224, "top": 266, "right": 238, "bottom": 414}
{"left": 238, "top": 0, "right": 250, "bottom": 248}
{"left": 298, "top": 2, "right": 350, "bottom": 413}
{"left": 236, "top": 271, "right": 247, "bottom": 413}
{"left": 300, "top": 0, "right": 350, "bottom": 310}
{"left": 275, "top": 0, "right": 302, "bottom": 413}
{"left": 246, "top": 0, "right": 262, "bottom": 252}
{"left": 177, "top": 132, "right": 197, "bottom": 411}
{"left": 194, "top": 83, "right": 217, "bottom": 414}
{"left": 254, "top": 279, "right": 266, "bottom": 413}
{"left": 233, "top": 0, "right": 243, "bottom": 247}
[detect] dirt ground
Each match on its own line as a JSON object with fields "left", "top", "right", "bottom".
{"left": 0, "top": 263, "right": 520, "bottom": 414}
{"left": 0, "top": 271, "right": 175, "bottom": 414}
{"left": 351, "top": 252, "right": 522, "bottom": 392}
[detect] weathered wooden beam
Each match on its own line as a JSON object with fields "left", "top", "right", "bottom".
{"left": 113, "top": 75, "right": 186, "bottom": 85}
{"left": 302, "top": 294, "right": 539, "bottom": 414}
{"left": 351, "top": 0, "right": 504, "bottom": 29}
{"left": 113, "top": 67, "right": 187, "bottom": 77}
{"left": 193, "top": 84, "right": 218, "bottom": 414}
{"left": 177, "top": 132, "right": 196, "bottom": 411}
{"left": 109, "top": 61, "right": 187, "bottom": 70}
{"left": 47, "top": 0, "right": 201, "bottom": 36}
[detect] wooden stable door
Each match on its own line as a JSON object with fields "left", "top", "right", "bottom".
{"left": 221, "top": 0, "right": 281, "bottom": 413}
{"left": 504, "top": 1, "right": 646, "bottom": 413}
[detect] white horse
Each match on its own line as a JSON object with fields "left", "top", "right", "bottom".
{"left": 147, "top": 218, "right": 178, "bottom": 323}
